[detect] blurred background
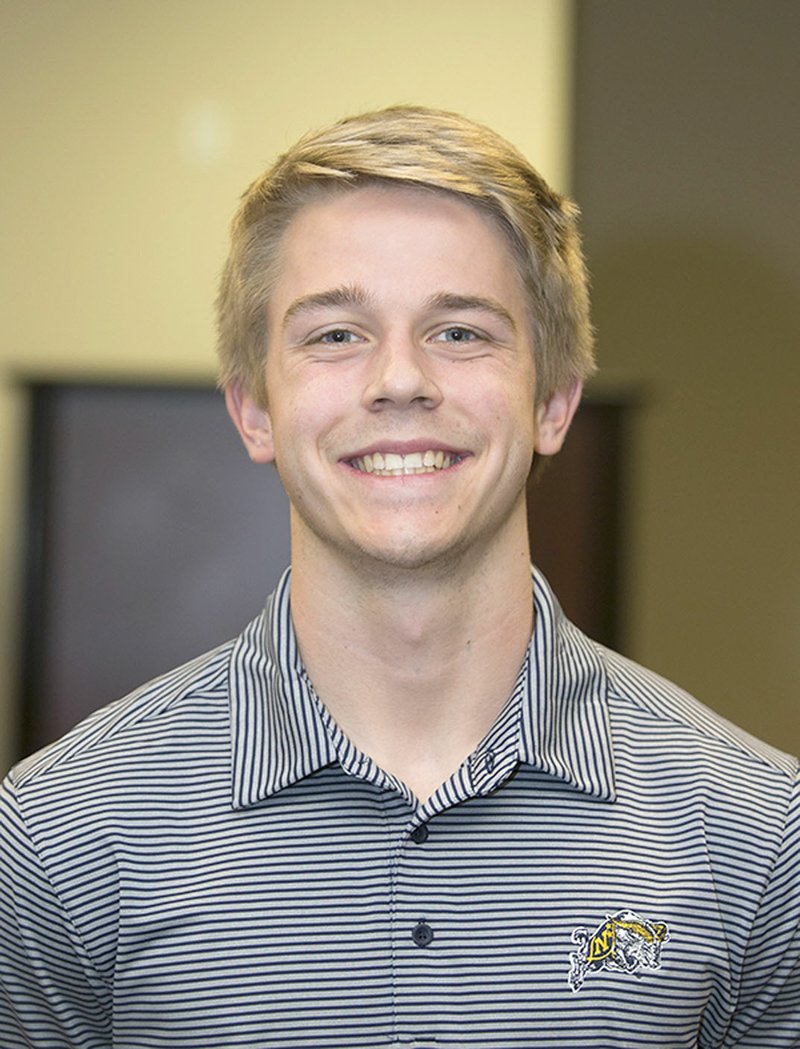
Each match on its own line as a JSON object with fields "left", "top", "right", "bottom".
{"left": 1, "top": 0, "right": 798, "bottom": 769}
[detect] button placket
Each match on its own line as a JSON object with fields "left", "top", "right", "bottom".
{"left": 406, "top": 823, "right": 433, "bottom": 946}
{"left": 394, "top": 817, "right": 441, "bottom": 1044}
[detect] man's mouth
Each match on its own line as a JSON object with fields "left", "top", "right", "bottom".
{"left": 347, "top": 450, "right": 464, "bottom": 476}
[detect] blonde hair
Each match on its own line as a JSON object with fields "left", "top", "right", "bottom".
{"left": 216, "top": 105, "right": 595, "bottom": 405}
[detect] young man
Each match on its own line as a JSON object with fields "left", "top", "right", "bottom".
{"left": 1, "top": 107, "right": 798, "bottom": 1047}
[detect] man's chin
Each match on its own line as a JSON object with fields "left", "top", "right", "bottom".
{"left": 337, "top": 531, "right": 483, "bottom": 581}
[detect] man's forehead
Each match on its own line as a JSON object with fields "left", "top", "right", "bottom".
{"left": 279, "top": 180, "right": 515, "bottom": 253}
{"left": 270, "top": 183, "right": 527, "bottom": 313}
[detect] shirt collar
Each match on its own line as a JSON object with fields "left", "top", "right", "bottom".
{"left": 229, "top": 569, "right": 337, "bottom": 809}
{"left": 229, "top": 566, "right": 615, "bottom": 810}
{"left": 521, "top": 566, "right": 616, "bottom": 800}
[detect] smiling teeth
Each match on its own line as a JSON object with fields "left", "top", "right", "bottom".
{"left": 353, "top": 450, "right": 455, "bottom": 476}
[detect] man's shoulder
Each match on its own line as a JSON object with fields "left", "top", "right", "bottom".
{"left": 10, "top": 638, "right": 237, "bottom": 793}
{"left": 597, "top": 642, "right": 798, "bottom": 782}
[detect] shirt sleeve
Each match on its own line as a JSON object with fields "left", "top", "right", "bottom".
{"left": 0, "top": 773, "right": 112, "bottom": 1048}
{"left": 723, "top": 763, "right": 800, "bottom": 1046}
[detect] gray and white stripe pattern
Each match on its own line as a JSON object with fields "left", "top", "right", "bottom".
{"left": 1, "top": 567, "right": 798, "bottom": 1047}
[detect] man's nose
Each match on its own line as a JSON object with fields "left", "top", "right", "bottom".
{"left": 361, "top": 336, "right": 443, "bottom": 412}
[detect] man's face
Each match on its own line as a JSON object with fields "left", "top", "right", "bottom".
{"left": 228, "top": 184, "right": 578, "bottom": 575}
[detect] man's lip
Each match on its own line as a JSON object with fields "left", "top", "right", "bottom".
{"left": 342, "top": 447, "right": 471, "bottom": 477}
{"left": 341, "top": 440, "right": 469, "bottom": 460}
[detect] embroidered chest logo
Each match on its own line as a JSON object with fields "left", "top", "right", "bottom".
{"left": 568, "top": 909, "right": 669, "bottom": 992}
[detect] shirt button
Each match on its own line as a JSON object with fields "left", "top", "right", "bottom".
{"left": 412, "top": 920, "right": 434, "bottom": 947}
{"left": 485, "top": 750, "right": 495, "bottom": 772}
{"left": 410, "top": 823, "right": 429, "bottom": 844}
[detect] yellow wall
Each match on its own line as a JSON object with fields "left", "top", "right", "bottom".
{"left": 0, "top": 0, "right": 575, "bottom": 771}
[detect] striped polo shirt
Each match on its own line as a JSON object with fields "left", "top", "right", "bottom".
{"left": 1, "top": 568, "right": 798, "bottom": 1048}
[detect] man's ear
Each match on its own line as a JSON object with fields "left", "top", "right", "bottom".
{"left": 224, "top": 382, "right": 275, "bottom": 464}
{"left": 534, "top": 380, "right": 584, "bottom": 456}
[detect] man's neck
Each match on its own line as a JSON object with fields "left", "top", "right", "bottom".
{"left": 289, "top": 532, "right": 534, "bottom": 805}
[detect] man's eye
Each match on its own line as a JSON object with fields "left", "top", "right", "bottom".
{"left": 436, "top": 327, "right": 479, "bottom": 344}
{"left": 318, "top": 329, "right": 358, "bottom": 344}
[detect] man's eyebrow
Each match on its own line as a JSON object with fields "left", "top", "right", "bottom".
{"left": 282, "top": 284, "right": 373, "bottom": 327}
{"left": 281, "top": 286, "right": 519, "bottom": 332}
{"left": 424, "top": 292, "right": 518, "bottom": 332}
